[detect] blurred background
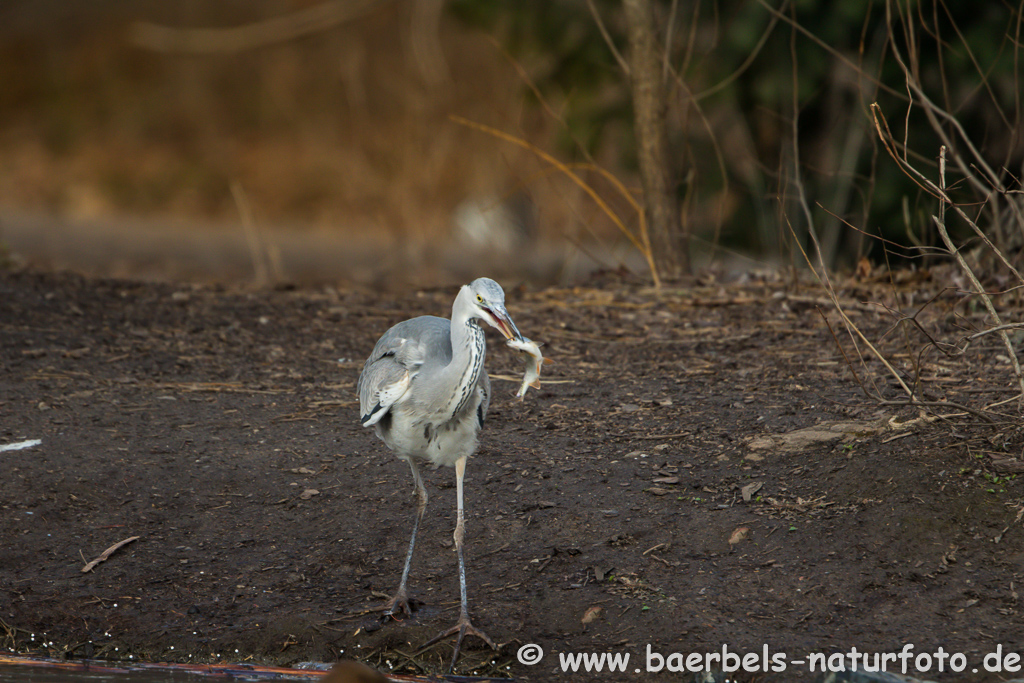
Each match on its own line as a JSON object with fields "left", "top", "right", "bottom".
{"left": 0, "top": 0, "right": 1020, "bottom": 287}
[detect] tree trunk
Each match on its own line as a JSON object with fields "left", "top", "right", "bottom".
{"left": 622, "top": 0, "right": 688, "bottom": 278}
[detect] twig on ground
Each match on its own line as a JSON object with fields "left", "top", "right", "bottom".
{"left": 81, "top": 536, "right": 140, "bottom": 573}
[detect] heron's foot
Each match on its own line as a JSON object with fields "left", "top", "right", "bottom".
{"left": 381, "top": 588, "right": 420, "bottom": 621}
{"left": 416, "top": 615, "right": 496, "bottom": 672}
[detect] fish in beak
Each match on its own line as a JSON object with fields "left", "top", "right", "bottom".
{"left": 483, "top": 305, "right": 524, "bottom": 342}
{"left": 506, "top": 336, "right": 553, "bottom": 399}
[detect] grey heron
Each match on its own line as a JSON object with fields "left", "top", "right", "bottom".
{"left": 357, "top": 277, "right": 523, "bottom": 670}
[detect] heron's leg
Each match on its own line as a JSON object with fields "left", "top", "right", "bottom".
{"left": 453, "top": 455, "right": 470, "bottom": 623}
{"left": 417, "top": 455, "right": 495, "bottom": 672}
{"left": 385, "top": 458, "right": 427, "bottom": 618}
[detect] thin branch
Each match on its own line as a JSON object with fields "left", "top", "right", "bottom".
{"left": 883, "top": 0, "right": 1004, "bottom": 198}
{"left": 784, "top": 212, "right": 915, "bottom": 399}
{"left": 932, "top": 146, "right": 1024, "bottom": 408}
{"left": 693, "top": 0, "right": 789, "bottom": 101}
{"left": 1012, "top": 0, "right": 1024, "bottom": 179}
{"left": 817, "top": 307, "right": 878, "bottom": 401}
{"left": 937, "top": 0, "right": 1013, "bottom": 132}
{"left": 871, "top": 103, "right": 1024, "bottom": 286}
{"left": 231, "top": 181, "right": 269, "bottom": 287}
{"left": 877, "top": 400, "right": 998, "bottom": 423}
{"left": 788, "top": 7, "right": 817, "bottom": 249}
{"left": 666, "top": 72, "right": 730, "bottom": 258}
{"left": 586, "top": 0, "right": 630, "bottom": 76}
{"left": 449, "top": 115, "right": 660, "bottom": 287}
{"left": 663, "top": 0, "right": 680, "bottom": 85}
{"left": 965, "top": 322, "right": 1024, "bottom": 342}
{"left": 751, "top": 0, "right": 909, "bottom": 101}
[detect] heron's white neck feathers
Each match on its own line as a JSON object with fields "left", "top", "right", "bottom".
{"left": 449, "top": 285, "right": 473, "bottom": 327}
{"left": 448, "top": 318, "right": 485, "bottom": 419}
{"left": 426, "top": 286, "right": 485, "bottom": 423}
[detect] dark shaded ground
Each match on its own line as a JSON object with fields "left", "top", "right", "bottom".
{"left": 2, "top": 268, "right": 1024, "bottom": 682}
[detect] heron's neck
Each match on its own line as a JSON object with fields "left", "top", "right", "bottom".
{"left": 442, "top": 293, "right": 486, "bottom": 419}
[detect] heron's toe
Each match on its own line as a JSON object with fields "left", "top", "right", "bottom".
{"left": 382, "top": 590, "right": 420, "bottom": 621}
{"left": 460, "top": 621, "right": 496, "bottom": 650}
{"left": 417, "top": 615, "right": 497, "bottom": 672}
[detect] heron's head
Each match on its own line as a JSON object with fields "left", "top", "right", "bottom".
{"left": 464, "top": 277, "right": 524, "bottom": 342}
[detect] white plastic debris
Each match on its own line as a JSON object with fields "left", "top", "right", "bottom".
{"left": 0, "top": 439, "right": 42, "bottom": 453}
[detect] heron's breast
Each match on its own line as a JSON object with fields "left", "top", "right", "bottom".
{"left": 386, "top": 398, "right": 482, "bottom": 467}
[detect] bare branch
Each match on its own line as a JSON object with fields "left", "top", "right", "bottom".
{"left": 449, "top": 115, "right": 661, "bottom": 287}
{"left": 662, "top": 0, "right": 679, "bottom": 85}
{"left": 784, "top": 211, "right": 916, "bottom": 400}
{"left": 751, "top": 0, "right": 909, "bottom": 102}
{"left": 871, "top": 104, "right": 1024, "bottom": 287}
{"left": 693, "top": 0, "right": 789, "bottom": 101}
{"left": 932, "top": 146, "right": 1024, "bottom": 408}
{"left": 882, "top": 0, "right": 1003, "bottom": 197}
{"left": 586, "top": 0, "right": 630, "bottom": 76}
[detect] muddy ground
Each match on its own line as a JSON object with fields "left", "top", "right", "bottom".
{"left": 2, "top": 267, "right": 1024, "bottom": 682}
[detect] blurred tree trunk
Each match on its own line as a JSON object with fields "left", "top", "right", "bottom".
{"left": 622, "top": 0, "right": 688, "bottom": 277}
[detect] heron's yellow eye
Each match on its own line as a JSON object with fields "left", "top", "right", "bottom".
{"left": 476, "top": 295, "right": 483, "bottom": 303}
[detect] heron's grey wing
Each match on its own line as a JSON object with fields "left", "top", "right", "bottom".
{"left": 358, "top": 333, "right": 419, "bottom": 427}
{"left": 358, "top": 354, "right": 411, "bottom": 426}
{"left": 357, "top": 317, "right": 452, "bottom": 427}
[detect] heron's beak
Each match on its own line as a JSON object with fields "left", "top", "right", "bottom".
{"left": 487, "top": 306, "right": 524, "bottom": 342}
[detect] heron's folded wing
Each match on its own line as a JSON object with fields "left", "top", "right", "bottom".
{"left": 358, "top": 335, "right": 427, "bottom": 426}
{"left": 359, "top": 363, "right": 410, "bottom": 426}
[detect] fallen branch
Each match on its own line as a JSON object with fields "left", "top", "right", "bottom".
{"left": 81, "top": 536, "right": 140, "bottom": 573}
